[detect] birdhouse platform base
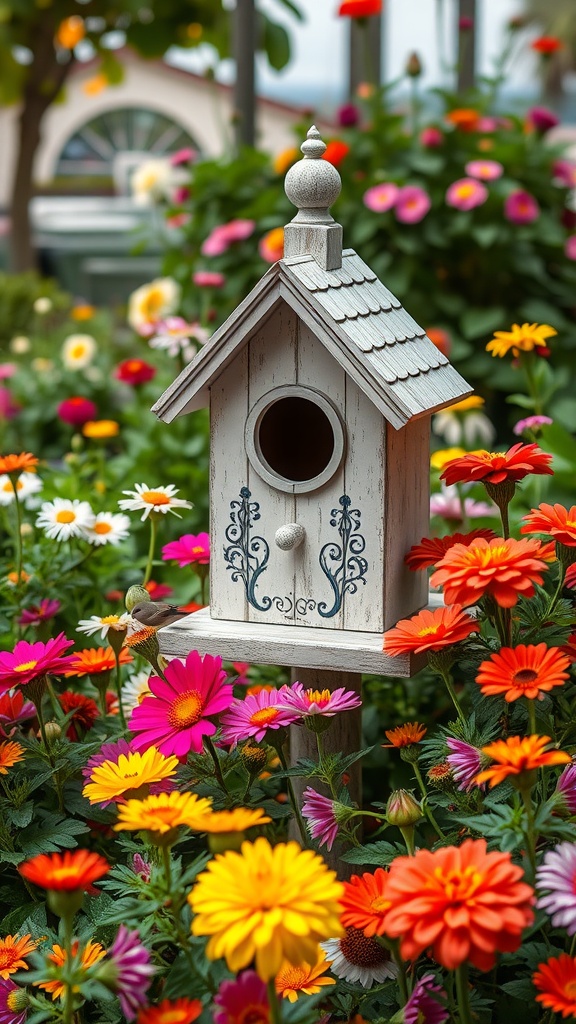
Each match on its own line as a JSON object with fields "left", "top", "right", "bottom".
{"left": 158, "top": 606, "right": 425, "bottom": 677}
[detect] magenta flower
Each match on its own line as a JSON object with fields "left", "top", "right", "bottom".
{"left": 213, "top": 971, "right": 268, "bottom": 1024}
{"left": 565, "top": 236, "right": 576, "bottom": 261}
{"left": 302, "top": 788, "right": 340, "bottom": 850}
{"left": 404, "top": 974, "right": 449, "bottom": 1024}
{"left": 0, "top": 690, "right": 35, "bottom": 737}
{"left": 477, "top": 116, "right": 500, "bottom": 133}
{"left": 57, "top": 396, "right": 98, "bottom": 427}
{"left": 132, "top": 853, "right": 151, "bottom": 882}
{"left": 0, "top": 633, "right": 75, "bottom": 693}
{"left": 504, "top": 190, "right": 540, "bottom": 224}
{"left": 446, "top": 737, "right": 484, "bottom": 792}
{"left": 536, "top": 843, "right": 576, "bottom": 934}
{"left": 337, "top": 102, "right": 359, "bottom": 127}
{"left": 170, "top": 147, "right": 197, "bottom": 166}
{"left": 555, "top": 763, "right": 576, "bottom": 814}
{"left": 201, "top": 219, "right": 255, "bottom": 257}
{"left": 513, "top": 415, "right": 553, "bottom": 436}
{"left": 395, "top": 185, "right": 431, "bottom": 224}
{"left": 101, "top": 926, "right": 155, "bottom": 1021}
{"left": 18, "top": 599, "right": 61, "bottom": 627}
{"left": 162, "top": 532, "right": 210, "bottom": 567}
{"left": 527, "top": 106, "right": 559, "bottom": 133}
{"left": 0, "top": 364, "right": 16, "bottom": 380}
{"left": 363, "top": 182, "right": 399, "bottom": 213}
{"left": 0, "top": 388, "right": 20, "bottom": 421}
{"left": 81, "top": 737, "right": 132, "bottom": 782}
{"left": 220, "top": 687, "right": 298, "bottom": 746}
{"left": 465, "top": 159, "right": 504, "bottom": 181}
{"left": 420, "top": 127, "right": 443, "bottom": 148}
{"left": 193, "top": 270, "right": 226, "bottom": 288}
{"left": 446, "top": 177, "right": 488, "bottom": 211}
{"left": 277, "top": 681, "right": 361, "bottom": 718}
{"left": 553, "top": 160, "right": 576, "bottom": 188}
{"left": 0, "top": 978, "right": 27, "bottom": 1024}
{"left": 129, "top": 651, "right": 233, "bottom": 757}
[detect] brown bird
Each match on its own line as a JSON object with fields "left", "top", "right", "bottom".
{"left": 130, "top": 601, "right": 190, "bottom": 628}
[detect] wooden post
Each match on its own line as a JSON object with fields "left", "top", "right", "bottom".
{"left": 457, "top": 0, "right": 477, "bottom": 92}
{"left": 348, "top": 15, "right": 382, "bottom": 97}
{"left": 233, "top": 0, "right": 256, "bottom": 148}
{"left": 289, "top": 668, "right": 362, "bottom": 878}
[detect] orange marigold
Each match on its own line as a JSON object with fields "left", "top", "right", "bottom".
{"left": 0, "top": 452, "right": 38, "bottom": 475}
{"left": 65, "top": 646, "right": 133, "bottom": 676}
{"left": 445, "top": 108, "right": 480, "bottom": 131}
{"left": 405, "top": 529, "right": 495, "bottom": 570}
{"left": 137, "top": 998, "right": 203, "bottom": 1024}
{"left": 37, "top": 939, "right": 105, "bottom": 999}
{"left": 429, "top": 536, "right": 549, "bottom": 608}
{"left": 383, "top": 605, "right": 479, "bottom": 657}
{"left": 475, "top": 644, "right": 571, "bottom": 702}
{"left": 533, "top": 954, "right": 576, "bottom": 1018}
{"left": 19, "top": 849, "right": 109, "bottom": 891}
{"left": 440, "top": 443, "right": 553, "bottom": 487}
{"left": 383, "top": 838, "right": 535, "bottom": 970}
{"left": 0, "top": 740, "right": 25, "bottom": 774}
{"left": 475, "top": 735, "right": 571, "bottom": 788}
{"left": 340, "top": 868, "right": 392, "bottom": 937}
{"left": 383, "top": 722, "right": 427, "bottom": 747}
{"left": 0, "top": 934, "right": 37, "bottom": 979}
{"left": 521, "top": 503, "right": 576, "bottom": 547}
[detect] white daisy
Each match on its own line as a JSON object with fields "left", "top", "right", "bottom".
{"left": 0, "top": 472, "right": 42, "bottom": 507}
{"left": 118, "top": 483, "right": 193, "bottom": 521}
{"left": 36, "top": 498, "right": 94, "bottom": 541}
{"left": 121, "top": 668, "right": 153, "bottom": 718}
{"left": 127, "top": 277, "right": 181, "bottom": 333}
{"left": 148, "top": 317, "right": 209, "bottom": 361}
{"left": 77, "top": 612, "right": 131, "bottom": 639}
{"left": 61, "top": 333, "right": 97, "bottom": 370}
{"left": 130, "top": 158, "right": 186, "bottom": 206}
{"left": 85, "top": 511, "right": 131, "bottom": 546}
{"left": 321, "top": 928, "right": 398, "bottom": 988}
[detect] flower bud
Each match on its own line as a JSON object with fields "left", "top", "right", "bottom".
{"left": 385, "top": 789, "right": 423, "bottom": 827}
{"left": 108, "top": 622, "right": 128, "bottom": 656}
{"left": 240, "top": 743, "right": 269, "bottom": 775}
{"left": 43, "top": 721, "right": 62, "bottom": 743}
{"left": 125, "top": 585, "right": 150, "bottom": 612}
{"left": 427, "top": 762, "right": 454, "bottom": 791}
{"left": 405, "top": 51, "right": 423, "bottom": 77}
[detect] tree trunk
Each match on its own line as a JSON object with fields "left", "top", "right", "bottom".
{"left": 233, "top": 0, "right": 256, "bottom": 149}
{"left": 457, "top": 0, "right": 477, "bottom": 92}
{"left": 348, "top": 16, "right": 382, "bottom": 97}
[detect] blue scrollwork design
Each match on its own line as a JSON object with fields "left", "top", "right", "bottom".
{"left": 223, "top": 488, "right": 293, "bottom": 614}
{"left": 317, "top": 495, "right": 367, "bottom": 618}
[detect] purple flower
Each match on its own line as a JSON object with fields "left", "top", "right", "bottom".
{"left": 18, "top": 599, "right": 61, "bottom": 627}
{"left": 214, "top": 971, "right": 268, "bottom": 1024}
{"left": 446, "top": 738, "right": 484, "bottom": 791}
{"left": 102, "top": 926, "right": 155, "bottom": 1021}
{"left": 555, "top": 762, "right": 576, "bottom": 814}
{"left": 278, "top": 681, "right": 361, "bottom": 717}
{"left": 458, "top": 16, "right": 473, "bottom": 30}
{"left": 302, "top": 788, "right": 340, "bottom": 850}
{"left": 528, "top": 106, "right": 560, "bottom": 133}
{"left": 337, "top": 102, "right": 359, "bottom": 127}
{"left": 565, "top": 236, "right": 576, "bottom": 261}
{"left": 82, "top": 738, "right": 132, "bottom": 782}
{"left": 404, "top": 974, "right": 449, "bottom": 1024}
{"left": 536, "top": 842, "right": 576, "bottom": 934}
{"left": 363, "top": 182, "right": 399, "bottom": 213}
{"left": 219, "top": 687, "right": 298, "bottom": 747}
{"left": 504, "top": 190, "right": 540, "bottom": 225}
{"left": 395, "top": 185, "right": 431, "bottom": 224}
{"left": 0, "top": 978, "right": 27, "bottom": 1024}
{"left": 513, "top": 415, "right": 553, "bottom": 437}
{"left": 132, "top": 853, "right": 151, "bottom": 882}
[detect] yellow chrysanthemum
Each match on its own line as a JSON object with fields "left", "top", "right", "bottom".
{"left": 486, "top": 322, "right": 557, "bottom": 358}
{"left": 195, "top": 807, "right": 271, "bottom": 833}
{"left": 447, "top": 395, "right": 485, "bottom": 413}
{"left": 275, "top": 948, "right": 336, "bottom": 1002}
{"left": 188, "top": 837, "right": 344, "bottom": 981}
{"left": 113, "top": 791, "right": 213, "bottom": 834}
{"left": 82, "top": 747, "right": 179, "bottom": 805}
{"left": 36, "top": 939, "right": 105, "bottom": 1000}
{"left": 430, "top": 447, "right": 467, "bottom": 470}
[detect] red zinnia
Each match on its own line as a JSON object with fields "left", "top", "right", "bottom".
{"left": 323, "top": 140, "right": 351, "bottom": 166}
{"left": 475, "top": 644, "right": 571, "bottom": 702}
{"left": 440, "top": 443, "right": 553, "bottom": 487}
{"left": 115, "top": 359, "right": 157, "bottom": 386}
{"left": 338, "top": 0, "right": 381, "bottom": 16}
{"left": 19, "top": 849, "right": 109, "bottom": 891}
{"left": 57, "top": 396, "right": 98, "bottom": 427}
{"left": 429, "top": 536, "right": 549, "bottom": 608}
{"left": 57, "top": 691, "right": 99, "bottom": 739}
{"left": 531, "top": 36, "right": 563, "bottom": 54}
{"left": 521, "top": 503, "right": 576, "bottom": 547}
{"left": 534, "top": 954, "right": 576, "bottom": 1017}
{"left": 383, "top": 605, "right": 479, "bottom": 656}
{"left": 405, "top": 529, "right": 495, "bottom": 570}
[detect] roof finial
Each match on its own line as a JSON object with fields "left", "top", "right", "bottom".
{"left": 283, "top": 125, "right": 343, "bottom": 271}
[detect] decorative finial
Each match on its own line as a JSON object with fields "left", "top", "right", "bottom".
{"left": 283, "top": 126, "right": 343, "bottom": 271}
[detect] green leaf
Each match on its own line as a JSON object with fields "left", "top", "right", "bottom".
{"left": 18, "top": 810, "right": 90, "bottom": 856}
{"left": 505, "top": 393, "right": 536, "bottom": 409}
{"left": 340, "top": 841, "right": 401, "bottom": 865}
{"left": 471, "top": 224, "right": 500, "bottom": 248}
{"left": 460, "top": 307, "right": 506, "bottom": 340}
{"left": 540, "top": 422, "right": 576, "bottom": 469}
{"left": 261, "top": 15, "right": 290, "bottom": 70}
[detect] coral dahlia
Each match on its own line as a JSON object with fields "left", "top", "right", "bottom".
{"left": 521, "top": 503, "right": 576, "bottom": 547}
{"left": 339, "top": 868, "right": 392, "bottom": 937}
{"left": 383, "top": 605, "right": 479, "bottom": 656}
{"left": 429, "top": 537, "right": 549, "bottom": 608}
{"left": 475, "top": 644, "right": 571, "bottom": 702}
{"left": 405, "top": 530, "right": 495, "bottom": 570}
{"left": 19, "top": 850, "right": 109, "bottom": 891}
{"left": 533, "top": 954, "right": 576, "bottom": 1018}
{"left": 440, "top": 443, "right": 553, "bottom": 487}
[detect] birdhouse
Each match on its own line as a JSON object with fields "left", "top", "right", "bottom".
{"left": 152, "top": 127, "right": 472, "bottom": 676}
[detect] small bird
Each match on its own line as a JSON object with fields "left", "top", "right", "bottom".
{"left": 130, "top": 601, "right": 190, "bottom": 628}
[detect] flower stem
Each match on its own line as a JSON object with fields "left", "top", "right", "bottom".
{"left": 521, "top": 788, "right": 537, "bottom": 880}
{"left": 161, "top": 844, "right": 172, "bottom": 890}
{"left": 62, "top": 911, "right": 75, "bottom": 1024}
{"left": 204, "top": 735, "right": 232, "bottom": 805}
{"left": 455, "top": 962, "right": 473, "bottom": 1024}
{"left": 275, "top": 742, "right": 309, "bottom": 847}
{"left": 143, "top": 516, "right": 157, "bottom": 586}
{"left": 413, "top": 762, "right": 447, "bottom": 841}
{"left": 527, "top": 698, "right": 536, "bottom": 736}
{"left": 114, "top": 652, "right": 127, "bottom": 730}
{"left": 266, "top": 977, "right": 282, "bottom": 1024}
{"left": 11, "top": 479, "right": 24, "bottom": 592}
{"left": 439, "top": 667, "right": 466, "bottom": 724}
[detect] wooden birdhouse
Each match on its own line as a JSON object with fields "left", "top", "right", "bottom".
{"left": 153, "top": 127, "right": 472, "bottom": 677}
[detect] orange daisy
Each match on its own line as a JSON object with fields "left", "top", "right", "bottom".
{"left": 137, "top": 998, "right": 203, "bottom": 1024}
{"left": 533, "top": 954, "right": 576, "bottom": 1018}
{"left": 475, "top": 644, "right": 571, "bottom": 702}
{"left": 0, "top": 934, "right": 37, "bottom": 979}
{"left": 36, "top": 939, "right": 105, "bottom": 999}
{"left": 405, "top": 529, "right": 495, "bottom": 570}
{"left": 340, "top": 868, "right": 392, "bottom": 937}
{"left": 383, "top": 838, "right": 535, "bottom": 970}
{"left": 521, "top": 503, "right": 576, "bottom": 547}
{"left": 65, "top": 646, "right": 133, "bottom": 676}
{"left": 474, "top": 735, "right": 571, "bottom": 788}
{"left": 429, "top": 536, "right": 549, "bottom": 608}
{"left": 445, "top": 108, "right": 480, "bottom": 131}
{"left": 440, "top": 443, "right": 553, "bottom": 488}
{"left": 0, "top": 740, "right": 25, "bottom": 774}
{"left": 383, "top": 605, "right": 479, "bottom": 657}
{"left": 0, "top": 453, "right": 38, "bottom": 475}
{"left": 383, "top": 723, "right": 427, "bottom": 748}
{"left": 275, "top": 949, "right": 335, "bottom": 1002}
{"left": 19, "top": 849, "right": 109, "bottom": 891}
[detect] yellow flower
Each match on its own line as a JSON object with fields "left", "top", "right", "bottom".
{"left": 275, "top": 948, "right": 336, "bottom": 1002}
{"left": 447, "top": 395, "right": 485, "bottom": 413}
{"left": 188, "top": 837, "right": 344, "bottom": 981}
{"left": 273, "top": 147, "right": 299, "bottom": 175}
{"left": 36, "top": 940, "right": 105, "bottom": 1000}
{"left": 195, "top": 807, "right": 271, "bottom": 833}
{"left": 127, "top": 278, "right": 181, "bottom": 332}
{"left": 71, "top": 304, "right": 96, "bottom": 321}
{"left": 430, "top": 447, "right": 467, "bottom": 470}
{"left": 82, "top": 420, "right": 120, "bottom": 439}
{"left": 61, "top": 333, "right": 96, "bottom": 370}
{"left": 82, "top": 74, "right": 108, "bottom": 96}
{"left": 82, "top": 747, "right": 180, "bottom": 805}
{"left": 113, "top": 791, "right": 213, "bottom": 834}
{"left": 486, "top": 322, "right": 557, "bottom": 358}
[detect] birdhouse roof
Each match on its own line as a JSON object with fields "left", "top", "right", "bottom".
{"left": 152, "top": 248, "right": 471, "bottom": 430}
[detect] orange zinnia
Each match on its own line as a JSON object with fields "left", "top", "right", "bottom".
{"left": 445, "top": 108, "right": 480, "bottom": 131}
{"left": 429, "top": 536, "right": 549, "bottom": 608}
{"left": 521, "top": 503, "right": 576, "bottom": 547}
{"left": 65, "top": 646, "right": 133, "bottom": 676}
{"left": 475, "top": 735, "right": 571, "bottom": 788}
{"left": 0, "top": 934, "right": 37, "bottom": 979}
{"left": 383, "top": 605, "right": 479, "bottom": 657}
{"left": 440, "top": 442, "right": 553, "bottom": 487}
{"left": 0, "top": 452, "right": 38, "bottom": 475}
{"left": 383, "top": 838, "right": 535, "bottom": 970}
{"left": 405, "top": 529, "right": 495, "bottom": 570}
{"left": 475, "top": 644, "right": 571, "bottom": 702}
{"left": 37, "top": 939, "right": 105, "bottom": 999}
{"left": 0, "top": 740, "right": 25, "bottom": 774}
{"left": 383, "top": 722, "right": 427, "bottom": 747}
{"left": 534, "top": 954, "right": 576, "bottom": 1018}
{"left": 137, "top": 998, "right": 203, "bottom": 1024}
{"left": 19, "top": 849, "right": 109, "bottom": 891}
{"left": 340, "top": 868, "right": 392, "bottom": 937}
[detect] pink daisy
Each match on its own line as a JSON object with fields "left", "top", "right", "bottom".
{"left": 128, "top": 651, "right": 233, "bottom": 757}
{"left": 0, "top": 633, "right": 75, "bottom": 693}
{"left": 193, "top": 271, "right": 225, "bottom": 288}
{"left": 278, "top": 681, "right": 361, "bottom": 718}
{"left": 536, "top": 843, "right": 576, "bottom": 935}
{"left": 555, "top": 763, "right": 576, "bottom": 814}
{"left": 363, "top": 182, "right": 399, "bottom": 213}
{"left": 513, "top": 415, "right": 553, "bottom": 436}
{"left": 464, "top": 159, "right": 504, "bottom": 181}
{"left": 446, "top": 737, "right": 484, "bottom": 792}
{"left": 219, "top": 688, "right": 298, "bottom": 746}
{"left": 201, "top": 219, "right": 255, "bottom": 257}
{"left": 504, "top": 190, "right": 540, "bottom": 224}
{"left": 404, "top": 974, "right": 449, "bottom": 1024}
{"left": 0, "top": 978, "right": 26, "bottom": 1024}
{"left": 446, "top": 177, "right": 488, "bottom": 211}
{"left": 301, "top": 788, "right": 340, "bottom": 850}
{"left": 213, "top": 971, "right": 268, "bottom": 1024}
{"left": 18, "top": 599, "right": 61, "bottom": 627}
{"left": 395, "top": 185, "right": 431, "bottom": 224}
{"left": 161, "top": 532, "right": 210, "bottom": 566}
{"left": 565, "top": 236, "right": 576, "bottom": 261}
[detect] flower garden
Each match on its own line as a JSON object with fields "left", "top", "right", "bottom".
{"left": 3, "top": 6, "right": 576, "bottom": 1024}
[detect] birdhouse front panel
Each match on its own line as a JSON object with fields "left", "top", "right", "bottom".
{"left": 209, "top": 300, "right": 390, "bottom": 632}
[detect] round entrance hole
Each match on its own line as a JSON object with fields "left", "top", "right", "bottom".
{"left": 258, "top": 396, "right": 335, "bottom": 482}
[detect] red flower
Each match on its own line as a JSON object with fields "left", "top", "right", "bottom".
{"left": 521, "top": 504, "right": 576, "bottom": 547}
{"left": 115, "top": 359, "right": 157, "bottom": 386}
{"left": 145, "top": 580, "right": 173, "bottom": 601}
{"left": 57, "top": 396, "right": 97, "bottom": 427}
{"left": 405, "top": 529, "right": 495, "bottom": 570}
{"left": 323, "top": 141, "right": 351, "bottom": 166}
{"left": 338, "top": 0, "right": 381, "bottom": 15}
{"left": 383, "top": 605, "right": 479, "bottom": 656}
{"left": 475, "top": 644, "right": 571, "bottom": 702}
{"left": 534, "top": 954, "right": 576, "bottom": 1017}
{"left": 440, "top": 443, "right": 553, "bottom": 487}
{"left": 19, "top": 849, "right": 109, "bottom": 891}
{"left": 430, "top": 536, "right": 549, "bottom": 608}
{"left": 57, "top": 691, "right": 99, "bottom": 740}
{"left": 531, "top": 36, "right": 563, "bottom": 54}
